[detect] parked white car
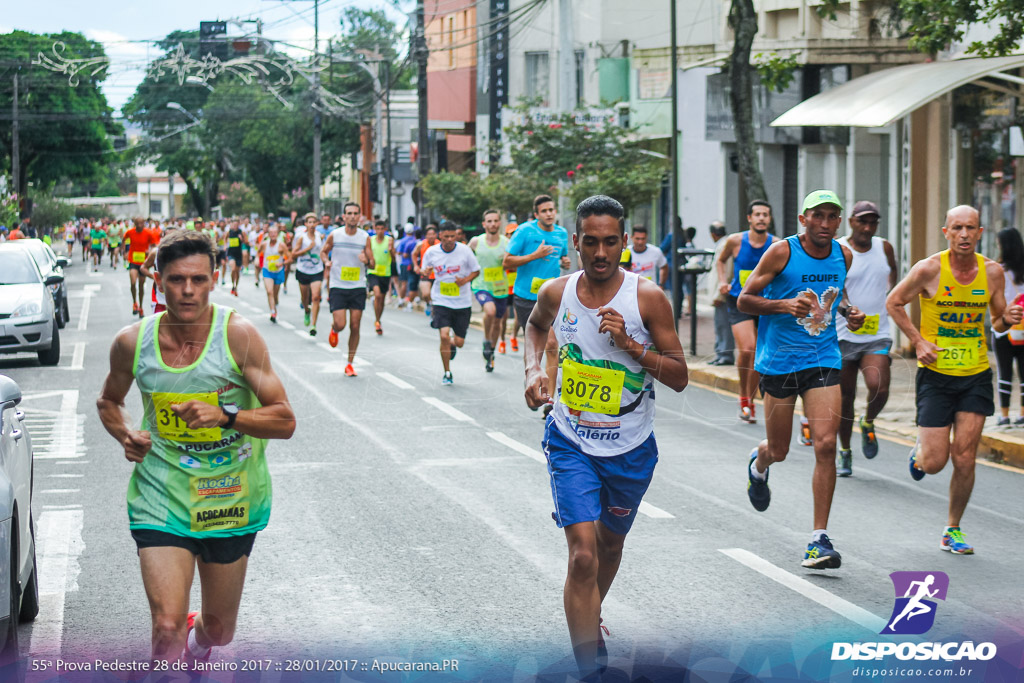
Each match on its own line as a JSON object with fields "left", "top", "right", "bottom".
{"left": 0, "top": 246, "right": 62, "bottom": 366}
{"left": 0, "top": 375, "right": 39, "bottom": 660}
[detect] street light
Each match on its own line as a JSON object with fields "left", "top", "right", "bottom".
{"left": 166, "top": 101, "right": 200, "bottom": 124}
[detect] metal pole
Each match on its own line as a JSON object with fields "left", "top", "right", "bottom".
{"left": 669, "top": 0, "right": 682, "bottom": 325}
{"left": 374, "top": 51, "right": 384, "bottom": 218}
{"left": 12, "top": 71, "right": 19, "bottom": 199}
{"left": 385, "top": 59, "right": 393, "bottom": 229}
{"left": 416, "top": 0, "right": 430, "bottom": 227}
{"left": 312, "top": 0, "right": 322, "bottom": 216}
{"left": 168, "top": 170, "right": 174, "bottom": 219}
{"left": 557, "top": 0, "right": 576, "bottom": 112}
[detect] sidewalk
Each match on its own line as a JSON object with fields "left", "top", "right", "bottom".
{"left": 679, "top": 305, "right": 1024, "bottom": 470}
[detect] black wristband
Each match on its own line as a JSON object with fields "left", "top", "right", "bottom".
{"left": 838, "top": 304, "right": 850, "bottom": 318}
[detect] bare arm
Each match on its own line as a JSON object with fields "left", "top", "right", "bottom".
{"left": 883, "top": 240, "right": 898, "bottom": 291}
{"left": 503, "top": 240, "right": 554, "bottom": 269}
{"left": 523, "top": 277, "right": 568, "bottom": 408}
{"left": 659, "top": 264, "right": 669, "bottom": 286}
{"left": 96, "top": 324, "right": 152, "bottom": 463}
{"left": 736, "top": 241, "right": 813, "bottom": 317}
{"left": 988, "top": 261, "right": 1023, "bottom": 333}
{"left": 170, "top": 314, "right": 296, "bottom": 439}
{"left": 716, "top": 234, "right": 739, "bottom": 295}
{"left": 886, "top": 257, "right": 941, "bottom": 364}
{"left": 633, "top": 279, "right": 687, "bottom": 391}
{"left": 319, "top": 233, "right": 334, "bottom": 267}
{"left": 139, "top": 249, "right": 157, "bottom": 281}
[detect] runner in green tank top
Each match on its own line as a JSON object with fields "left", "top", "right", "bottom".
{"left": 98, "top": 229, "right": 295, "bottom": 665}
{"left": 368, "top": 219, "right": 396, "bottom": 335}
{"left": 469, "top": 209, "right": 510, "bottom": 372}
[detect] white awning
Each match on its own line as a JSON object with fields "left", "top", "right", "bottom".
{"left": 771, "top": 55, "right": 1024, "bottom": 128}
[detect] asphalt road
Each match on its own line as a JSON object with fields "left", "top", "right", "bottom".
{"left": 2, "top": 261, "right": 1023, "bottom": 682}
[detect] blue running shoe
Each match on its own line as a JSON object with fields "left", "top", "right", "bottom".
{"left": 909, "top": 443, "right": 925, "bottom": 481}
{"left": 746, "top": 448, "right": 771, "bottom": 512}
{"left": 801, "top": 534, "right": 842, "bottom": 569}
{"left": 425, "top": 305, "right": 432, "bottom": 317}
{"left": 442, "top": 371, "right": 453, "bottom": 386}
{"left": 837, "top": 449, "right": 853, "bottom": 477}
{"left": 941, "top": 527, "right": 974, "bottom": 555}
{"left": 860, "top": 417, "right": 879, "bottom": 459}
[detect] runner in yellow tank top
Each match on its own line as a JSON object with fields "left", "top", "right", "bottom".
{"left": 97, "top": 229, "right": 295, "bottom": 664}
{"left": 887, "top": 205, "right": 1023, "bottom": 555}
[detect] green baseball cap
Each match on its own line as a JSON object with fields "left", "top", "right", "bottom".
{"left": 801, "top": 190, "right": 843, "bottom": 213}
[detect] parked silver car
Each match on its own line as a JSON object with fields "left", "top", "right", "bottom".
{"left": 0, "top": 247, "right": 62, "bottom": 366}
{"left": 0, "top": 375, "right": 39, "bottom": 659}
{"left": 11, "top": 239, "right": 70, "bottom": 329}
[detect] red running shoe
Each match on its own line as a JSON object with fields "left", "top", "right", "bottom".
{"left": 344, "top": 363, "right": 357, "bottom": 377}
{"left": 375, "top": 321, "right": 382, "bottom": 336}
{"left": 497, "top": 341, "right": 506, "bottom": 354}
{"left": 183, "top": 611, "right": 211, "bottom": 666}
{"left": 329, "top": 329, "right": 339, "bottom": 348}
{"left": 132, "top": 303, "right": 139, "bottom": 315}
{"left": 510, "top": 338, "right": 519, "bottom": 352}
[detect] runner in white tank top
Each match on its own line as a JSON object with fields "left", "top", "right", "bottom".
{"left": 835, "top": 201, "right": 898, "bottom": 475}
{"left": 523, "top": 195, "right": 688, "bottom": 679}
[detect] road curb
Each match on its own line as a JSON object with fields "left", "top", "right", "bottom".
{"left": 688, "top": 365, "right": 1024, "bottom": 471}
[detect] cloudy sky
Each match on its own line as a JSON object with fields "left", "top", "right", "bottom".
{"left": 4, "top": 0, "right": 407, "bottom": 112}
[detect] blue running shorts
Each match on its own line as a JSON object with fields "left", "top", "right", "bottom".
{"left": 542, "top": 417, "right": 658, "bottom": 536}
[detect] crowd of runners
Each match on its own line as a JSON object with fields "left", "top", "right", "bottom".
{"left": 81, "top": 189, "right": 1020, "bottom": 679}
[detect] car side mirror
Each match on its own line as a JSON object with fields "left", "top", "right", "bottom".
{"left": 0, "top": 375, "right": 22, "bottom": 407}
{"left": 56, "top": 256, "right": 70, "bottom": 267}
{"left": 44, "top": 274, "right": 64, "bottom": 286}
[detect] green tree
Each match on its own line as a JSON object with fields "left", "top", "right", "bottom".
{"left": 418, "top": 171, "right": 491, "bottom": 225}
{"left": 894, "top": 0, "right": 1024, "bottom": 56}
{"left": 502, "top": 103, "right": 666, "bottom": 217}
{"left": 0, "top": 31, "right": 122, "bottom": 193}
{"left": 219, "top": 181, "right": 261, "bottom": 216}
{"left": 30, "top": 189, "right": 74, "bottom": 230}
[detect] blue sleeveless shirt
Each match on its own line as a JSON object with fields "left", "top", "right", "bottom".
{"left": 754, "top": 235, "right": 846, "bottom": 375}
{"left": 730, "top": 232, "right": 775, "bottom": 297}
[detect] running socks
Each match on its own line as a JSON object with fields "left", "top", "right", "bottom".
{"left": 187, "top": 628, "right": 210, "bottom": 658}
{"left": 749, "top": 458, "right": 767, "bottom": 481}
{"left": 811, "top": 529, "right": 827, "bottom": 543}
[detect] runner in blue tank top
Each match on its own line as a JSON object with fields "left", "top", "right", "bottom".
{"left": 716, "top": 200, "right": 775, "bottom": 423}
{"left": 737, "top": 190, "right": 866, "bottom": 570}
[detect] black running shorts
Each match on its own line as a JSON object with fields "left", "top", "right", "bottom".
{"left": 759, "top": 366, "right": 840, "bottom": 399}
{"left": 915, "top": 367, "right": 994, "bottom": 428}
{"left": 131, "top": 529, "right": 256, "bottom": 564}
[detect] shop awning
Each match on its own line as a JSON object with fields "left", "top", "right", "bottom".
{"left": 771, "top": 55, "right": 1024, "bottom": 128}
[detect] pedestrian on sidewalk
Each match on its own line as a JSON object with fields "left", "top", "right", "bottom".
{"left": 992, "top": 227, "right": 1024, "bottom": 426}
{"left": 708, "top": 221, "right": 734, "bottom": 365}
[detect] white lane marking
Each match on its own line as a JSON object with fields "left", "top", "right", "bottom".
{"left": 239, "top": 302, "right": 261, "bottom": 313}
{"left": 720, "top": 548, "right": 886, "bottom": 633}
{"left": 40, "top": 489, "right": 80, "bottom": 494}
{"left": 55, "top": 461, "right": 88, "bottom": 466}
{"left": 21, "top": 391, "right": 86, "bottom": 460}
{"left": 638, "top": 501, "right": 675, "bottom": 519}
{"left": 279, "top": 320, "right": 296, "bottom": 330}
{"left": 318, "top": 342, "right": 339, "bottom": 353}
{"left": 41, "top": 505, "right": 83, "bottom": 510}
{"left": 46, "top": 474, "right": 83, "bottom": 479}
{"left": 382, "top": 317, "right": 436, "bottom": 339}
{"left": 61, "top": 341, "right": 85, "bottom": 371}
{"left": 30, "top": 509, "right": 85, "bottom": 657}
{"left": 486, "top": 431, "right": 545, "bottom": 463}
{"left": 76, "top": 294, "right": 91, "bottom": 331}
{"left": 422, "top": 396, "right": 476, "bottom": 423}
{"left": 377, "top": 372, "right": 415, "bottom": 390}
{"left": 83, "top": 284, "right": 101, "bottom": 292}
{"left": 294, "top": 330, "right": 311, "bottom": 340}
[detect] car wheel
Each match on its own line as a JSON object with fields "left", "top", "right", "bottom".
{"left": 62, "top": 295, "right": 70, "bottom": 325}
{"left": 18, "top": 518, "right": 37, "bottom": 623}
{"left": 0, "top": 538, "right": 18, "bottom": 662}
{"left": 55, "top": 298, "right": 66, "bottom": 330}
{"left": 37, "top": 322, "right": 60, "bottom": 367}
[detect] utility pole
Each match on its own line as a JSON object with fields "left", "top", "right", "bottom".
{"left": 385, "top": 59, "right": 393, "bottom": 229}
{"left": 12, "top": 70, "right": 20, "bottom": 199}
{"left": 168, "top": 170, "right": 175, "bottom": 220}
{"left": 415, "top": 0, "right": 429, "bottom": 228}
{"left": 312, "top": 0, "right": 322, "bottom": 216}
{"left": 557, "top": 0, "right": 576, "bottom": 113}
{"left": 669, "top": 0, "right": 682, "bottom": 322}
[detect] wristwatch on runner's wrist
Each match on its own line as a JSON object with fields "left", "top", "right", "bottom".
{"left": 221, "top": 404, "right": 239, "bottom": 429}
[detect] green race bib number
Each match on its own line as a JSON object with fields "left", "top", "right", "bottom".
{"left": 484, "top": 267, "right": 504, "bottom": 282}
{"left": 340, "top": 266, "right": 360, "bottom": 281}
{"left": 560, "top": 358, "right": 625, "bottom": 415}
{"left": 439, "top": 281, "right": 460, "bottom": 297}
{"left": 739, "top": 269, "right": 752, "bottom": 287}
{"left": 229, "top": 237, "right": 240, "bottom": 247}
{"left": 131, "top": 251, "right": 145, "bottom": 264}
{"left": 937, "top": 339, "right": 981, "bottom": 371}
{"left": 851, "top": 313, "right": 879, "bottom": 336}
{"left": 530, "top": 277, "right": 551, "bottom": 294}
{"left": 152, "top": 391, "right": 222, "bottom": 442}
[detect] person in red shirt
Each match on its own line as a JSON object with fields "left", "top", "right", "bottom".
{"left": 125, "top": 217, "right": 160, "bottom": 317}
{"left": 8, "top": 226, "right": 25, "bottom": 240}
